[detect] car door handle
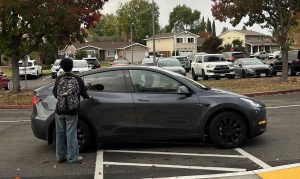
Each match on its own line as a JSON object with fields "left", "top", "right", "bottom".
{"left": 138, "top": 99, "right": 150, "bottom": 102}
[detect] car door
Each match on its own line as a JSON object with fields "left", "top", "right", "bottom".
{"left": 128, "top": 69, "right": 202, "bottom": 140}
{"left": 81, "top": 70, "right": 136, "bottom": 139}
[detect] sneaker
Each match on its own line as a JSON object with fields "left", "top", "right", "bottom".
{"left": 57, "top": 156, "right": 67, "bottom": 163}
{"left": 70, "top": 156, "right": 83, "bottom": 164}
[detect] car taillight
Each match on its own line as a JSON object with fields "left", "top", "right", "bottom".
{"left": 33, "top": 96, "right": 38, "bottom": 105}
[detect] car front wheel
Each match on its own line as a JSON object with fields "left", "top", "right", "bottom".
{"left": 192, "top": 69, "right": 198, "bottom": 81}
{"left": 208, "top": 112, "right": 247, "bottom": 149}
{"left": 202, "top": 70, "right": 208, "bottom": 80}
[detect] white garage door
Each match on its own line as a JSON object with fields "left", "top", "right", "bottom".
{"left": 126, "top": 51, "right": 146, "bottom": 64}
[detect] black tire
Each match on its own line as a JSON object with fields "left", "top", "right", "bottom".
{"left": 77, "top": 119, "right": 95, "bottom": 152}
{"left": 208, "top": 112, "right": 247, "bottom": 149}
{"left": 241, "top": 70, "right": 246, "bottom": 78}
{"left": 192, "top": 69, "right": 198, "bottom": 81}
{"left": 4, "top": 85, "right": 9, "bottom": 90}
{"left": 40, "top": 70, "right": 43, "bottom": 77}
{"left": 269, "top": 65, "right": 277, "bottom": 76}
{"left": 288, "top": 66, "right": 296, "bottom": 76}
{"left": 202, "top": 70, "right": 208, "bottom": 80}
{"left": 185, "top": 68, "right": 190, "bottom": 73}
{"left": 228, "top": 75, "right": 235, "bottom": 79}
{"left": 215, "top": 77, "right": 220, "bottom": 80}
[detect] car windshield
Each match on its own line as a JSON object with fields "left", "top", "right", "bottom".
{"left": 85, "top": 59, "right": 99, "bottom": 65}
{"left": 176, "top": 57, "right": 188, "bottom": 62}
{"left": 73, "top": 61, "right": 88, "bottom": 68}
{"left": 232, "top": 53, "right": 247, "bottom": 58}
{"left": 242, "top": 59, "right": 264, "bottom": 65}
{"left": 19, "top": 62, "right": 33, "bottom": 67}
{"left": 204, "top": 56, "right": 226, "bottom": 62}
{"left": 54, "top": 60, "right": 61, "bottom": 66}
{"left": 158, "top": 59, "right": 180, "bottom": 67}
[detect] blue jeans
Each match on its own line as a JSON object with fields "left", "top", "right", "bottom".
{"left": 55, "top": 113, "right": 79, "bottom": 163}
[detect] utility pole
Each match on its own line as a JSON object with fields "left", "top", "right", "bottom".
{"left": 130, "top": 22, "right": 134, "bottom": 64}
{"left": 152, "top": 0, "right": 156, "bottom": 63}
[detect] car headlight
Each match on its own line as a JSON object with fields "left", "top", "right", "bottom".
{"left": 228, "top": 64, "right": 233, "bottom": 67}
{"left": 240, "top": 98, "right": 262, "bottom": 108}
{"left": 206, "top": 65, "right": 214, "bottom": 68}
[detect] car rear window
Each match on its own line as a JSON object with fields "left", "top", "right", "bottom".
{"left": 19, "top": 62, "right": 33, "bottom": 67}
{"left": 85, "top": 59, "right": 99, "bottom": 65}
{"left": 232, "top": 53, "right": 247, "bottom": 59}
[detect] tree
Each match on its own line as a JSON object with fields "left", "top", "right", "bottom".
{"left": 212, "top": 20, "right": 216, "bottom": 37}
{"left": 75, "top": 51, "right": 88, "bottom": 60}
{"left": 212, "top": 0, "right": 300, "bottom": 81}
{"left": 168, "top": 5, "right": 201, "bottom": 33}
{"left": 207, "top": 18, "right": 212, "bottom": 33}
{"left": 232, "top": 39, "right": 245, "bottom": 52}
{"left": 202, "top": 37, "right": 223, "bottom": 53}
{"left": 199, "top": 17, "right": 206, "bottom": 32}
{"left": 92, "top": 14, "right": 120, "bottom": 39}
{"left": 242, "top": 25, "right": 247, "bottom": 30}
{"left": 116, "top": 0, "right": 160, "bottom": 44}
{"left": 0, "top": 0, "right": 109, "bottom": 93}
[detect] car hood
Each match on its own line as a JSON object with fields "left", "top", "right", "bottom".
{"left": 206, "top": 88, "right": 247, "bottom": 98}
{"left": 244, "top": 64, "right": 269, "bottom": 69}
{"left": 204, "top": 62, "right": 232, "bottom": 66}
{"left": 161, "top": 66, "right": 184, "bottom": 71}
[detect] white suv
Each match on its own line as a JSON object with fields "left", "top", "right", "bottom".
{"left": 191, "top": 54, "right": 235, "bottom": 80}
{"left": 19, "top": 58, "right": 42, "bottom": 79}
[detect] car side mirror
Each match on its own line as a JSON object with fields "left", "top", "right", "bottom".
{"left": 177, "top": 86, "right": 190, "bottom": 95}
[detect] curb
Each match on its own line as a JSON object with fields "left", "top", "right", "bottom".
{"left": 0, "top": 89, "right": 300, "bottom": 110}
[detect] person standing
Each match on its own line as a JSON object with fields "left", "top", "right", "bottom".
{"left": 53, "top": 58, "right": 90, "bottom": 163}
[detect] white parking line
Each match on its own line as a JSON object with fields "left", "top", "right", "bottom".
{"left": 104, "top": 150, "right": 247, "bottom": 158}
{"left": 94, "top": 150, "right": 103, "bottom": 179}
{"left": 152, "top": 171, "right": 255, "bottom": 179}
{"left": 266, "top": 104, "right": 300, "bottom": 109}
{"left": 103, "top": 162, "right": 246, "bottom": 172}
{"left": 0, "top": 120, "right": 31, "bottom": 123}
{"left": 42, "top": 76, "right": 51, "bottom": 81}
{"left": 235, "top": 148, "right": 271, "bottom": 169}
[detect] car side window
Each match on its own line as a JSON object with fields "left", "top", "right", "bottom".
{"left": 196, "top": 56, "right": 202, "bottom": 63}
{"left": 83, "top": 70, "right": 126, "bottom": 92}
{"left": 129, "top": 70, "right": 181, "bottom": 93}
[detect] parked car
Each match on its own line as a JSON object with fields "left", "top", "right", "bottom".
{"left": 51, "top": 59, "right": 61, "bottom": 78}
{"left": 268, "top": 51, "right": 282, "bottom": 59}
{"left": 175, "top": 56, "right": 191, "bottom": 72}
{"left": 191, "top": 54, "right": 235, "bottom": 80}
{"left": 263, "top": 49, "right": 300, "bottom": 76}
{"left": 157, "top": 58, "right": 186, "bottom": 76}
{"left": 83, "top": 57, "right": 101, "bottom": 69}
{"left": 234, "top": 58, "right": 271, "bottom": 78}
{"left": 31, "top": 66, "right": 267, "bottom": 150}
{"left": 0, "top": 72, "right": 9, "bottom": 90}
{"left": 57, "top": 60, "right": 90, "bottom": 76}
{"left": 222, "top": 52, "right": 247, "bottom": 62}
{"left": 111, "top": 59, "right": 130, "bottom": 67}
{"left": 141, "top": 57, "right": 155, "bottom": 66}
{"left": 19, "top": 58, "right": 42, "bottom": 79}
{"left": 250, "top": 51, "right": 269, "bottom": 59}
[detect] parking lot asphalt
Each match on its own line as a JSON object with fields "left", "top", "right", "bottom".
{"left": 0, "top": 93, "right": 300, "bottom": 179}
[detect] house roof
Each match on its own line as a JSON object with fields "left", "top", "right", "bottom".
{"left": 72, "top": 42, "right": 147, "bottom": 50}
{"left": 220, "top": 30, "right": 267, "bottom": 37}
{"left": 146, "top": 31, "right": 199, "bottom": 40}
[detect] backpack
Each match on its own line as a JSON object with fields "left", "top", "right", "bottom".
{"left": 56, "top": 75, "right": 80, "bottom": 112}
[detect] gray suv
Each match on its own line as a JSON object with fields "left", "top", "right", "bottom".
{"left": 31, "top": 66, "right": 267, "bottom": 151}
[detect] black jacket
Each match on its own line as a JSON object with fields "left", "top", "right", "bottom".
{"left": 53, "top": 73, "right": 89, "bottom": 115}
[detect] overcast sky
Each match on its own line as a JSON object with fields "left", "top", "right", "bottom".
{"left": 101, "top": 0, "right": 272, "bottom": 36}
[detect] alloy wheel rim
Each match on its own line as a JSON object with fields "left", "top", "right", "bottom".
{"left": 216, "top": 117, "right": 242, "bottom": 145}
{"left": 77, "top": 126, "right": 87, "bottom": 148}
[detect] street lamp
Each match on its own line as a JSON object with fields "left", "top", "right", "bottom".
{"left": 130, "top": 22, "right": 134, "bottom": 64}
{"left": 152, "top": 0, "right": 156, "bottom": 62}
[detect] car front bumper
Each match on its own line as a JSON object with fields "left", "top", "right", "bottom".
{"left": 247, "top": 106, "right": 267, "bottom": 138}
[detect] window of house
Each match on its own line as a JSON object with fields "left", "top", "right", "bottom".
{"left": 187, "top": 38, "right": 195, "bottom": 43}
{"left": 83, "top": 70, "right": 126, "bottom": 92}
{"left": 107, "top": 50, "right": 117, "bottom": 57}
{"left": 176, "top": 38, "right": 183, "bottom": 43}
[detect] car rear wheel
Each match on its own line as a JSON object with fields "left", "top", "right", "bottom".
{"left": 4, "top": 83, "right": 9, "bottom": 90}
{"left": 192, "top": 69, "right": 198, "bottom": 81}
{"left": 77, "top": 119, "right": 95, "bottom": 152}
{"left": 208, "top": 112, "right": 247, "bottom": 149}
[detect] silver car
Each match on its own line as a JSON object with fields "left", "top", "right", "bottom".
{"left": 157, "top": 58, "right": 186, "bottom": 76}
{"left": 234, "top": 58, "right": 271, "bottom": 77}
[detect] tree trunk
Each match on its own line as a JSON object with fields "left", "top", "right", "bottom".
{"left": 281, "top": 49, "right": 289, "bottom": 82}
{"left": 11, "top": 56, "right": 21, "bottom": 93}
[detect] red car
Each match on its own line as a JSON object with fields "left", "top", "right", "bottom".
{"left": 0, "top": 72, "right": 9, "bottom": 90}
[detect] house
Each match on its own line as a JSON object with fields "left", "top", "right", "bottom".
{"left": 145, "top": 31, "right": 199, "bottom": 57}
{"left": 290, "top": 12, "right": 300, "bottom": 48}
{"left": 219, "top": 30, "right": 280, "bottom": 54}
{"left": 61, "top": 42, "right": 149, "bottom": 63}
